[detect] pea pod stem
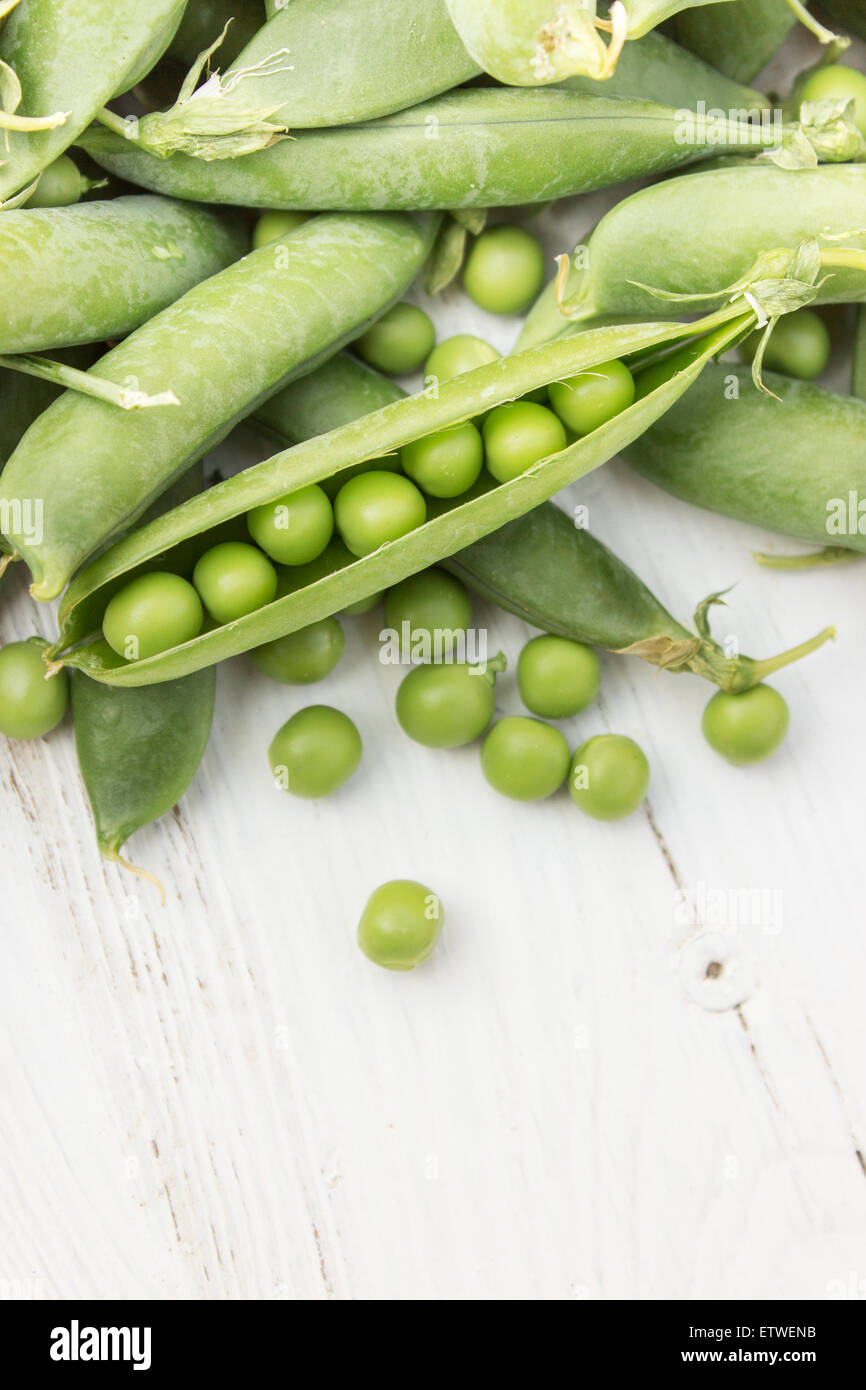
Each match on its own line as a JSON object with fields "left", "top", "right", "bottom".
{"left": 0, "top": 354, "right": 180, "bottom": 409}
{"left": 753, "top": 547, "right": 862, "bottom": 570}
{"left": 52, "top": 309, "right": 752, "bottom": 685}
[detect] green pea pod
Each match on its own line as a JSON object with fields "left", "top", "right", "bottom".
{"left": 71, "top": 668, "right": 215, "bottom": 901}
{"left": 50, "top": 307, "right": 755, "bottom": 686}
{"left": 518, "top": 163, "right": 866, "bottom": 348}
{"left": 77, "top": 87, "right": 851, "bottom": 213}
{"left": 0, "top": 0, "right": 188, "bottom": 203}
{"left": 621, "top": 361, "right": 866, "bottom": 552}
{"left": 0, "top": 210, "right": 437, "bottom": 599}
{"left": 622, "top": 1, "right": 838, "bottom": 46}
{"left": 129, "top": 0, "right": 480, "bottom": 158}
{"left": 674, "top": 0, "right": 798, "bottom": 81}
{"left": 255, "top": 354, "right": 832, "bottom": 691}
{"left": 0, "top": 196, "right": 247, "bottom": 354}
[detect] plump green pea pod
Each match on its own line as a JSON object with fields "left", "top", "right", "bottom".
{"left": 71, "top": 663, "right": 215, "bottom": 902}
{"left": 621, "top": 361, "right": 866, "bottom": 552}
{"left": 253, "top": 353, "right": 830, "bottom": 691}
{"left": 0, "top": 0, "right": 188, "bottom": 203}
{"left": 0, "top": 210, "right": 437, "bottom": 599}
{"left": 0, "top": 196, "right": 247, "bottom": 354}
{"left": 560, "top": 26, "right": 769, "bottom": 109}
{"left": 132, "top": 0, "right": 480, "bottom": 158}
{"left": 49, "top": 307, "right": 755, "bottom": 685}
{"left": 518, "top": 163, "right": 866, "bottom": 348}
{"left": 78, "top": 88, "right": 833, "bottom": 213}
{"left": 624, "top": 1, "right": 838, "bottom": 45}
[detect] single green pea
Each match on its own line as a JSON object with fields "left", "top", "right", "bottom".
{"left": 268, "top": 704, "right": 362, "bottom": 798}
{"left": 396, "top": 652, "right": 504, "bottom": 748}
{"left": 357, "top": 879, "right": 444, "bottom": 971}
{"left": 517, "top": 634, "right": 600, "bottom": 718}
{"left": 355, "top": 302, "right": 436, "bottom": 375}
{"left": 702, "top": 685, "right": 790, "bottom": 766}
{"left": 251, "top": 616, "right": 345, "bottom": 684}
{"left": 193, "top": 541, "right": 278, "bottom": 624}
{"left": 251, "top": 210, "right": 310, "bottom": 248}
{"left": 247, "top": 483, "right": 334, "bottom": 565}
{"left": 480, "top": 715, "right": 570, "bottom": 801}
{"left": 334, "top": 471, "right": 427, "bottom": 557}
{"left": 548, "top": 359, "right": 636, "bottom": 435}
{"left": 401, "top": 420, "right": 484, "bottom": 498}
{"left": 0, "top": 640, "right": 69, "bottom": 739}
{"left": 25, "top": 154, "right": 90, "bottom": 207}
{"left": 103, "top": 571, "right": 203, "bottom": 662}
{"left": 740, "top": 308, "right": 831, "bottom": 381}
{"left": 463, "top": 224, "right": 546, "bottom": 315}
{"left": 482, "top": 400, "right": 567, "bottom": 484}
{"left": 384, "top": 568, "right": 472, "bottom": 656}
{"left": 800, "top": 64, "right": 866, "bottom": 136}
{"left": 569, "top": 734, "right": 650, "bottom": 821}
{"left": 425, "top": 333, "right": 500, "bottom": 384}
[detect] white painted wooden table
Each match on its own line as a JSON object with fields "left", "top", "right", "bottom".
{"left": 3, "top": 34, "right": 866, "bottom": 1304}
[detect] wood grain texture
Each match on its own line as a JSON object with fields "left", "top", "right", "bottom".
{"left": 2, "top": 30, "right": 866, "bottom": 1303}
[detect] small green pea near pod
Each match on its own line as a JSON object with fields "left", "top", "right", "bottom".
{"left": 548, "top": 359, "right": 636, "bottom": 435}
{"left": 252, "top": 210, "right": 310, "bottom": 248}
{"left": 102, "top": 572, "right": 203, "bottom": 662}
{"left": 481, "top": 715, "right": 570, "bottom": 801}
{"left": 517, "top": 634, "right": 600, "bottom": 719}
{"left": 482, "top": 401, "right": 567, "bottom": 484}
{"left": 568, "top": 734, "right": 650, "bottom": 821}
{"left": 401, "top": 420, "right": 484, "bottom": 498}
{"left": 269, "top": 705, "right": 362, "bottom": 798}
{"left": 247, "top": 484, "right": 334, "bottom": 566}
{"left": 355, "top": 303, "right": 436, "bottom": 375}
{"left": 396, "top": 652, "right": 504, "bottom": 749}
{"left": 357, "top": 879, "right": 444, "bottom": 971}
{"left": 702, "top": 685, "right": 790, "bottom": 766}
{"left": 739, "top": 309, "right": 830, "bottom": 381}
{"left": 193, "top": 542, "right": 278, "bottom": 624}
{"left": 384, "top": 568, "right": 472, "bottom": 657}
{"left": 251, "top": 617, "right": 345, "bottom": 684}
{"left": 0, "top": 640, "right": 69, "bottom": 739}
{"left": 334, "top": 472, "right": 427, "bottom": 557}
{"left": 425, "top": 334, "right": 500, "bottom": 384}
{"left": 463, "top": 225, "right": 546, "bottom": 315}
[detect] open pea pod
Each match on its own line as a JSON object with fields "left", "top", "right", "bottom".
{"left": 49, "top": 308, "right": 755, "bottom": 686}
{"left": 256, "top": 353, "right": 834, "bottom": 692}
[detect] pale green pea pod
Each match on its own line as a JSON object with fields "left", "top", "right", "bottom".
{"left": 78, "top": 87, "right": 857, "bottom": 213}
{"left": 518, "top": 163, "right": 866, "bottom": 349}
{"left": 0, "top": 0, "right": 188, "bottom": 204}
{"left": 621, "top": 361, "right": 866, "bottom": 553}
{"left": 0, "top": 196, "right": 247, "bottom": 354}
{"left": 48, "top": 306, "right": 755, "bottom": 686}
{"left": 128, "top": 0, "right": 480, "bottom": 159}
{"left": 0, "top": 210, "right": 437, "bottom": 599}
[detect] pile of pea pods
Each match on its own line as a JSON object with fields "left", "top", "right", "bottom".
{"left": 1, "top": 0, "right": 865, "bottom": 968}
